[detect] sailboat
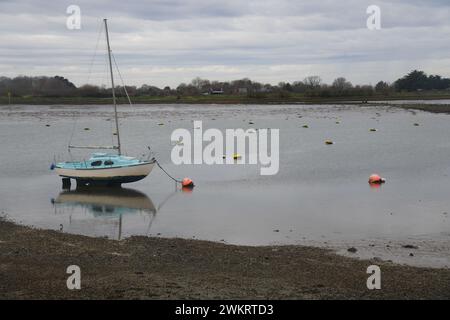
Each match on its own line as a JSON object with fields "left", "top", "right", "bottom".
{"left": 54, "top": 19, "right": 155, "bottom": 187}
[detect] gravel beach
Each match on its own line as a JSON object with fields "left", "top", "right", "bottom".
{"left": 0, "top": 219, "right": 448, "bottom": 299}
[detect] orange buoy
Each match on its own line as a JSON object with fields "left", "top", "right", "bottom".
{"left": 368, "top": 174, "right": 385, "bottom": 184}
{"left": 182, "top": 186, "right": 193, "bottom": 193}
{"left": 369, "top": 182, "right": 382, "bottom": 190}
{"left": 182, "top": 177, "right": 194, "bottom": 188}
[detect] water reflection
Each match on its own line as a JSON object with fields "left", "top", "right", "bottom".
{"left": 51, "top": 187, "right": 160, "bottom": 240}
{"left": 53, "top": 187, "right": 156, "bottom": 215}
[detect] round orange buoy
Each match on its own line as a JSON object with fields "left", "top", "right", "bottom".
{"left": 368, "top": 174, "right": 385, "bottom": 184}
{"left": 182, "top": 177, "right": 194, "bottom": 188}
{"left": 369, "top": 183, "right": 381, "bottom": 190}
{"left": 182, "top": 186, "right": 194, "bottom": 193}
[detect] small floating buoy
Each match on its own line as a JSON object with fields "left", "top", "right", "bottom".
{"left": 174, "top": 137, "right": 184, "bottom": 146}
{"left": 182, "top": 177, "right": 194, "bottom": 188}
{"left": 182, "top": 186, "right": 193, "bottom": 193}
{"left": 113, "top": 132, "right": 117, "bottom": 136}
{"left": 414, "top": 123, "right": 420, "bottom": 126}
{"left": 302, "top": 125, "right": 309, "bottom": 128}
{"left": 325, "top": 140, "right": 334, "bottom": 145}
{"left": 84, "top": 127, "right": 90, "bottom": 131}
{"left": 248, "top": 121, "right": 254, "bottom": 125}
{"left": 369, "top": 128, "right": 377, "bottom": 132}
{"left": 45, "top": 124, "right": 50, "bottom": 127}
{"left": 336, "top": 121, "right": 340, "bottom": 124}
{"left": 368, "top": 174, "right": 386, "bottom": 184}
{"left": 158, "top": 123, "right": 164, "bottom": 126}
{"left": 222, "top": 153, "right": 242, "bottom": 160}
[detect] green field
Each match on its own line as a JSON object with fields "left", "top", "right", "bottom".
{"left": 1, "top": 91, "right": 450, "bottom": 106}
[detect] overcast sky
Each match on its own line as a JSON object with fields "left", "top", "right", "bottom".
{"left": 1, "top": 0, "right": 449, "bottom": 87}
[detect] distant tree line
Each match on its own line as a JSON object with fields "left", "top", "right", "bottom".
{"left": 0, "top": 76, "right": 76, "bottom": 97}
{"left": 394, "top": 70, "right": 450, "bottom": 91}
{"left": 1, "top": 70, "right": 449, "bottom": 99}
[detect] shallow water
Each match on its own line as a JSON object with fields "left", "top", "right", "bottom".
{"left": 370, "top": 99, "right": 450, "bottom": 105}
{"left": 0, "top": 104, "right": 449, "bottom": 268}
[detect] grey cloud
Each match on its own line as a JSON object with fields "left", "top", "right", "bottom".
{"left": 0, "top": 0, "right": 449, "bottom": 87}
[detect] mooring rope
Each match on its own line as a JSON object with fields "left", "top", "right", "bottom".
{"left": 154, "top": 159, "right": 183, "bottom": 183}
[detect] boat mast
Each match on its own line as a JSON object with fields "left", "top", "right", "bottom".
{"left": 104, "top": 18, "right": 121, "bottom": 155}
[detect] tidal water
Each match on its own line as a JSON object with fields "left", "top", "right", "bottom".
{"left": 370, "top": 99, "right": 450, "bottom": 105}
{"left": 0, "top": 103, "right": 449, "bottom": 267}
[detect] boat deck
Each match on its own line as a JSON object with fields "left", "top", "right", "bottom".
{"left": 56, "top": 153, "right": 148, "bottom": 170}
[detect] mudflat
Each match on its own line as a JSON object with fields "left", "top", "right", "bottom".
{"left": 0, "top": 219, "right": 448, "bottom": 299}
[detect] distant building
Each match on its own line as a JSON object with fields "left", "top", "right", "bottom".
{"left": 259, "top": 87, "right": 271, "bottom": 93}
{"left": 202, "top": 88, "right": 224, "bottom": 95}
{"left": 210, "top": 88, "right": 224, "bottom": 95}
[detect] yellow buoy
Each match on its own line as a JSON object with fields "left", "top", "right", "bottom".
{"left": 222, "top": 153, "right": 242, "bottom": 160}
{"left": 325, "top": 140, "right": 334, "bottom": 145}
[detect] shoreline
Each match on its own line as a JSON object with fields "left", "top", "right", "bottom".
{"left": 0, "top": 219, "right": 449, "bottom": 299}
{"left": 1, "top": 94, "right": 450, "bottom": 105}
{"left": 1, "top": 98, "right": 450, "bottom": 115}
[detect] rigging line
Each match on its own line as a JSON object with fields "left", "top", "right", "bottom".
{"left": 99, "top": 50, "right": 109, "bottom": 89}
{"left": 156, "top": 190, "right": 179, "bottom": 212}
{"left": 68, "top": 21, "right": 102, "bottom": 153}
{"left": 145, "top": 213, "right": 156, "bottom": 236}
{"left": 68, "top": 112, "right": 77, "bottom": 147}
{"left": 111, "top": 52, "right": 132, "bottom": 155}
{"left": 111, "top": 52, "right": 133, "bottom": 107}
{"left": 109, "top": 109, "right": 114, "bottom": 146}
{"left": 86, "top": 20, "right": 104, "bottom": 85}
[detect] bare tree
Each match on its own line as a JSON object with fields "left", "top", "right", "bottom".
{"left": 303, "top": 76, "right": 322, "bottom": 88}
{"left": 332, "top": 77, "right": 353, "bottom": 91}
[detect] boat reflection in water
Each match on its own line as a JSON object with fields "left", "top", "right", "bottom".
{"left": 52, "top": 187, "right": 158, "bottom": 240}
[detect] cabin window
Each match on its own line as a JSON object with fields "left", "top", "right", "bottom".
{"left": 91, "top": 160, "right": 102, "bottom": 167}
{"left": 92, "top": 205, "right": 103, "bottom": 212}
{"left": 104, "top": 160, "right": 114, "bottom": 166}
